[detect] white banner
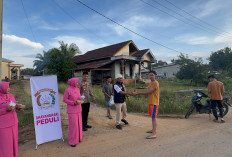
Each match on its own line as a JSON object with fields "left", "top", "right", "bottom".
{"left": 30, "top": 75, "right": 63, "bottom": 146}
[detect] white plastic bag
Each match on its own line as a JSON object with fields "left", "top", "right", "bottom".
{"left": 9, "top": 101, "right": 16, "bottom": 107}
{"left": 109, "top": 96, "right": 115, "bottom": 105}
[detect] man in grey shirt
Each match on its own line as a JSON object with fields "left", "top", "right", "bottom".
{"left": 102, "top": 76, "right": 113, "bottom": 119}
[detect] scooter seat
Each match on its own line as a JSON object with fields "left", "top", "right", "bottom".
{"left": 223, "top": 96, "right": 231, "bottom": 101}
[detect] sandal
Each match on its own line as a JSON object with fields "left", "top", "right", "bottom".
{"left": 213, "top": 119, "right": 219, "bottom": 123}
{"left": 108, "top": 116, "right": 112, "bottom": 119}
{"left": 146, "top": 130, "right": 152, "bottom": 133}
{"left": 221, "top": 119, "right": 225, "bottom": 123}
{"left": 146, "top": 135, "right": 157, "bottom": 139}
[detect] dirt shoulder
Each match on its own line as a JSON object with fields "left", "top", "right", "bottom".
{"left": 18, "top": 80, "right": 232, "bottom": 157}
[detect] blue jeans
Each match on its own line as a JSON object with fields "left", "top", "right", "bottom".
{"left": 106, "top": 101, "right": 111, "bottom": 107}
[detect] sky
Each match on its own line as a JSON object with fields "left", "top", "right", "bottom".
{"left": 2, "top": 0, "right": 232, "bottom": 68}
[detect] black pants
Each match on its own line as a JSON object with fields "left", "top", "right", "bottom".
{"left": 211, "top": 100, "right": 223, "bottom": 120}
{"left": 81, "top": 103, "right": 90, "bottom": 127}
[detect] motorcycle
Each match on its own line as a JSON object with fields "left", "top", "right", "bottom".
{"left": 185, "top": 90, "right": 231, "bottom": 119}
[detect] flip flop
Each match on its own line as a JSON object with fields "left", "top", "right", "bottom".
{"left": 146, "top": 136, "right": 157, "bottom": 139}
{"left": 146, "top": 130, "right": 152, "bottom": 133}
{"left": 221, "top": 119, "right": 225, "bottom": 123}
{"left": 213, "top": 119, "right": 219, "bottom": 123}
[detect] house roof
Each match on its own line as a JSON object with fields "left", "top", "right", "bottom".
{"left": 73, "top": 40, "right": 133, "bottom": 64}
{"left": 131, "top": 49, "right": 149, "bottom": 58}
{"left": 2, "top": 58, "right": 14, "bottom": 63}
{"left": 74, "top": 60, "right": 113, "bottom": 70}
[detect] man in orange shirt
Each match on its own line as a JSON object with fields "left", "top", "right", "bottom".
{"left": 207, "top": 74, "right": 225, "bottom": 123}
{"left": 132, "top": 71, "right": 159, "bottom": 139}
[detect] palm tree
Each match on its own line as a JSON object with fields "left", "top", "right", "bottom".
{"left": 33, "top": 51, "right": 50, "bottom": 75}
{"left": 33, "top": 41, "right": 81, "bottom": 80}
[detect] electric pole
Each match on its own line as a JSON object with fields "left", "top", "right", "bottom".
{"left": 0, "top": 0, "right": 3, "bottom": 81}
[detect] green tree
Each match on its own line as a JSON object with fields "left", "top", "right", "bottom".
{"left": 209, "top": 47, "right": 232, "bottom": 75}
{"left": 172, "top": 53, "right": 208, "bottom": 85}
{"left": 21, "top": 68, "right": 34, "bottom": 74}
{"left": 33, "top": 51, "right": 50, "bottom": 75}
{"left": 33, "top": 41, "right": 81, "bottom": 81}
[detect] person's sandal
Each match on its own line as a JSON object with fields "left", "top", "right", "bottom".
{"left": 213, "top": 119, "right": 219, "bottom": 123}
{"left": 146, "top": 130, "right": 152, "bottom": 133}
{"left": 146, "top": 136, "right": 157, "bottom": 139}
{"left": 221, "top": 119, "right": 225, "bottom": 123}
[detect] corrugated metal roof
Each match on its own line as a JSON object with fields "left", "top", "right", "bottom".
{"left": 74, "top": 60, "right": 113, "bottom": 70}
{"left": 2, "top": 58, "right": 14, "bottom": 62}
{"left": 72, "top": 40, "right": 133, "bottom": 64}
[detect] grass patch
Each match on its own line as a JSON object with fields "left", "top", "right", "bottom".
{"left": 10, "top": 81, "right": 34, "bottom": 127}
{"left": 58, "top": 82, "right": 68, "bottom": 94}
{"left": 58, "top": 78, "right": 232, "bottom": 115}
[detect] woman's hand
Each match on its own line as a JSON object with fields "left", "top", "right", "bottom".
{"left": 6, "top": 106, "right": 15, "bottom": 111}
{"left": 16, "top": 104, "right": 26, "bottom": 109}
{"left": 75, "top": 100, "right": 84, "bottom": 105}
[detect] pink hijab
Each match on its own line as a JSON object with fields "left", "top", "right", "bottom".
{"left": 0, "top": 82, "right": 11, "bottom": 102}
{"left": 67, "top": 78, "right": 79, "bottom": 88}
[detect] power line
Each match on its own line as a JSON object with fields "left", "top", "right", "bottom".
{"left": 20, "top": 0, "right": 37, "bottom": 42}
{"left": 162, "top": 0, "right": 232, "bottom": 38}
{"left": 139, "top": 0, "right": 228, "bottom": 38}
{"left": 75, "top": 0, "right": 182, "bottom": 53}
{"left": 51, "top": 0, "right": 108, "bottom": 44}
{"left": 149, "top": 0, "right": 228, "bottom": 37}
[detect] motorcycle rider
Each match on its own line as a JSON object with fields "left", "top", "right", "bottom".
{"left": 207, "top": 74, "right": 225, "bottom": 123}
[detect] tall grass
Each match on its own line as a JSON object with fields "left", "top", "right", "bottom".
{"left": 58, "top": 78, "right": 232, "bottom": 115}
{"left": 10, "top": 81, "right": 34, "bottom": 127}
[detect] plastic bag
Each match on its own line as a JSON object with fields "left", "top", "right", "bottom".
{"left": 109, "top": 96, "right": 115, "bottom": 105}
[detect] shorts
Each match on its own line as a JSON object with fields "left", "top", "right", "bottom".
{"left": 148, "top": 104, "right": 159, "bottom": 118}
{"left": 106, "top": 101, "right": 111, "bottom": 107}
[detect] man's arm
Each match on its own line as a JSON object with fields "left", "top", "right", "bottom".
{"left": 207, "top": 83, "right": 211, "bottom": 93}
{"left": 102, "top": 85, "right": 111, "bottom": 98}
{"left": 135, "top": 88, "right": 155, "bottom": 95}
{"left": 88, "top": 83, "right": 96, "bottom": 102}
{"left": 221, "top": 84, "right": 224, "bottom": 95}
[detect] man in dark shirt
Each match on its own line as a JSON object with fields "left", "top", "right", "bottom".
{"left": 102, "top": 76, "right": 113, "bottom": 119}
{"left": 113, "top": 74, "right": 130, "bottom": 130}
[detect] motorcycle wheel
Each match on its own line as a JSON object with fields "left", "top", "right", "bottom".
{"left": 185, "top": 104, "right": 195, "bottom": 119}
{"left": 216, "top": 103, "right": 229, "bottom": 117}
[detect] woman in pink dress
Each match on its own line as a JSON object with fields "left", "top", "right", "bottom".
{"left": 0, "top": 82, "right": 25, "bottom": 157}
{"left": 63, "top": 78, "right": 82, "bottom": 147}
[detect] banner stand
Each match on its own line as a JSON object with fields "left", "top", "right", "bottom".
{"left": 35, "top": 137, "right": 64, "bottom": 150}
{"left": 30, "top": 75, "right": 63, "bottom": 148}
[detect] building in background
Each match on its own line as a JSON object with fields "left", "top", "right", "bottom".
{"left": 153, "top": 63, "right": 180, "bottom": 78}
{"left": 1, "top": 58, "right": 24, "bottom": 80}
{"left": 72, "top": 40, "right": 156, "bottom": 85}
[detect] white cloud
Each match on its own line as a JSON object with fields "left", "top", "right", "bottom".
{"left": 174, "top": 35, "right": 211, "bottom": 45}
{"left": 3, "top": 34, "right": 43, "bottom": 49}
{"left": 108, "top": 15, "right": 173, "bottom": 36}
{"left": 191, "top": 0, "right": 231, "bottom": 18}
{"left": 39, "top": 25, "right": 60, "bottom": 31}
{"left": 175, "top": 31, "right": 232, "bottom": 45}
{"left": 188, "top": 51, "right": 210, "bottom": 59}
{"left": 49, "top": 36, "right": 107, "bottom": 53}
{"left": 2, "top": 34, "right": 44, "bottom": 68}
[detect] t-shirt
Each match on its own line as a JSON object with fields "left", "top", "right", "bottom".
{"left": 148, "top": 80, "right": 159, "bottom": 105}
{"left": 208, "top": 80, "right": 224, "bottom": 100}
{"left": 102, "top": 82, "right": 113, "bottom": 101}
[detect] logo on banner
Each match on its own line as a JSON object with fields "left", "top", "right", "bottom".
{"left": 34, "top": 88, "right": 56, "bottom": 109}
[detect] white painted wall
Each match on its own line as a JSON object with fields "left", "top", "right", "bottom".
{"left": 153, "top": 64, "right": 180, "bottom": 78}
